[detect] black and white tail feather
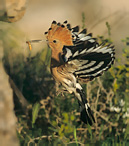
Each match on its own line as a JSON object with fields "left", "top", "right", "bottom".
{"left": 62, "top": 24, "right": 115, "bottom": 125}
{"left": 76, "top": 87, "right": 95, "bottom": 125}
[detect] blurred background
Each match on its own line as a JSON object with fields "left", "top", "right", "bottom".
{"left": 0, "top": 0, "right": 129, "bottom": 145}
{"left": 15, "top": 0, "right": 129, "bottom": 56}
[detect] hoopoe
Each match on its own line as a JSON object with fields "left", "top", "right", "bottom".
{"left": 44, "top": 20, "right": 115, "bottom": 125}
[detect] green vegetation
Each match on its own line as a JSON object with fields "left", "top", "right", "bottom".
{"left": 1, "top": 21, "right": 129, "bottom": 145}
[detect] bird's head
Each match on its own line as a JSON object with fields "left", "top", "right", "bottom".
{"left": 45, "top": 20, "right": 73, "bottom": 51}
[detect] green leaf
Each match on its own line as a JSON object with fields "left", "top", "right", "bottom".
{"left": 32, "top": 102, "right": 40, "bottom": 128}
{"left": 99, "top": 125, "right": 104, "bottom": 140}
{"left": 87, "top": 124, "right": 93, "bottom": 140}
{"left": 74, "top": 127, "right": 78, "bottom": 146}
{"left": 124, "top": 124, "right": 129, "bottom": 139}
{"left": 106, "top": 21, "right": 111, "bottom": 36}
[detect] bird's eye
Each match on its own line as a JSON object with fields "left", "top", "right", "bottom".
{"left": 53, "top": 40, "right": 57, "bottom": 43}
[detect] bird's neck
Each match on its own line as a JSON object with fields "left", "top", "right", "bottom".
{"left": 51, "top": 47, "right": 64, "bottom": 68}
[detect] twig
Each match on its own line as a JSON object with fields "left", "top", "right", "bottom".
{"left": 86, "top": 82, "right": 91, "bottom": 101}
{"left": 94, "top": 86, "right": 100, "bottom": 130}
{"left": 106, "top": 88, "right": 114, "bottom": 104}
{"left": 9, "top": 77, "right": 29, "bottom": 113}
{"left": 89, "top": 11, "right": 120, "bottom": 31}
{"left": 66, "top": 141, "right": 85, "bottom": 146}
{"left": 92, "top": 108, "right": 118, "bottom": 127}
{"left": 97, "top": 78, "right": 107, "bottom": 94}
{"left": 27, "top": 134, "right": 58, "bottom": 146}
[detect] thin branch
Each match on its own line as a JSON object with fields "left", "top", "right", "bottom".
{"left": 92, "top": 108, "right": 118, "bottom": 127}
{"left": 9, "top": 77, "right": 29, "bottom": 113}
{"left": 89, "top": 11, "right": 120, "bottom": 31}
{"left": 97, "top": 78, "right": 108, "bottom": 94}
{"left": 27, "top": 134, "right": 58, "bottom": 146}
{"left": 66, "top": 141, "right": 85, "bottom": 146}
{"left": 94, "top": 86, "right": 100, "bottom": 130}
{"left": 86, "top": 82, "right": 91, "bottom": 101}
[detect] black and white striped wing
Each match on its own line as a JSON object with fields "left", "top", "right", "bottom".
{"left": 62, "top": 30, "right": 115, "bottom": 82}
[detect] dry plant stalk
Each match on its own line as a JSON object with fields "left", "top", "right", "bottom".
{"left": 87, "top": 77, "right": 118, "bottom": 140}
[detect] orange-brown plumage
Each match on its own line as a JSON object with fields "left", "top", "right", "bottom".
{"left": 46, "top": 21, "right": 73, "bottom": 67}
{"left": 44, "top": 20, "right": 115, "bottom": 125}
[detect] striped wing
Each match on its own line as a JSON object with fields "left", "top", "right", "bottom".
{"left": 62, "top": 28, "right": 115, "bottom": 82}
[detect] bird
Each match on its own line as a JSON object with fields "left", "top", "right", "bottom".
{"left": 44, "top": 20, "right": 115, "bottom": 125}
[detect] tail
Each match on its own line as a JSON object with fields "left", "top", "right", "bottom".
{"left": 80, "top": 102, "right": 95, "bottom": 125}
{"left": 76, "top": 88, "right": 95, "bottom": 125}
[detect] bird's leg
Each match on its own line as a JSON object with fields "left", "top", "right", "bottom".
{"left": 56, "top": 88, "right": 68, "bottom": 97}
{"left": 55, "top": 82, "right": 68, "bottom": 96}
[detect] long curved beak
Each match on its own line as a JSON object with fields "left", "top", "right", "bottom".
{"left": 26, "top": 39, "right": 47, "bottom": 50}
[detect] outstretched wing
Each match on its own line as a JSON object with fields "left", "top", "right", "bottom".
{"left": 62, "top": 27, "right": 115, "bottom": 83}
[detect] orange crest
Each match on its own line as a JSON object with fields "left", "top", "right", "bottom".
{"left": 45, "top": 21, "right": 73, "bottom": 50}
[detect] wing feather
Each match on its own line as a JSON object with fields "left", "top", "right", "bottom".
{"left": 62, "top": 30, "right": 115, "bottom": 82}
